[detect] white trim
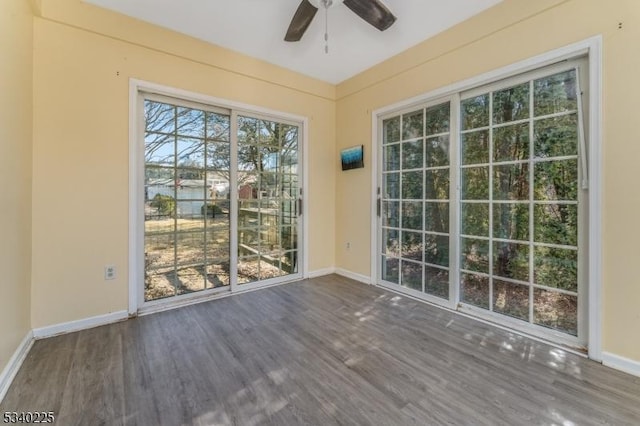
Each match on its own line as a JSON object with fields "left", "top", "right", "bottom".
{"left": 370, "top": 36, "right": 603, "bottom": 359}
{"left": 335, "top": 268, "right": 371, "bottom": 285}
{"left": 0, "top": 331, "right": 34, "bottom": 403}
{"left": 302, "top": 117, "right": 310, "bottom": 280}
{"left": 586, "top": 37, "right": 603, "bottom": 362}
{"left": 370, "top": 110, "right": 380, "bottom": 285}
{"left": 307, "top": 267, "right": 336, "bottom": 279}
{"left": 128, "top": 80, "right": 141, "bottom": 316}
{"left": 32, "top": 311, "right": 129, "bottom": 339}
{"left": 602, "top": 352, "right": 640, "bottom": 378}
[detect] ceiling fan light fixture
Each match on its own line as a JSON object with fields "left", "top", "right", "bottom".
{"left": 284, "top": 0, "right": 396, "bottom": 42}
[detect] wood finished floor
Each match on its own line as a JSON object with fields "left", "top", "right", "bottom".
{"left": 2, "top": 275, "right": 640, "bottom": 425}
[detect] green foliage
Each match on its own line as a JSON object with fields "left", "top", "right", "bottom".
{"left": 201, "top": 203, "right": 224, "bottom": 218}
{"left": 402, "top": 110, "right": 424, "bottom": 140}
{"left": 150, "top": 194, "right": 175, "bottom": 218}
{"left": 383, "top": 117, "right": 400, "bottom": 143}
{"left": 425, "top": 103, "right": 450, "bottom": 136}
{"left": 493, "top": 83, "right": 530, "bottom": 124}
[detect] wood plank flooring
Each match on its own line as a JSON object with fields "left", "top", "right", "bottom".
{"left": 2, "top": 275, "right": 640, "bottom": 425}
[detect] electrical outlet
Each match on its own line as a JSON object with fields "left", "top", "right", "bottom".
{"left": 104, "top": 265, "right": 116, "bottom": 280}
{"left": 346, "top": 242, "right": 351, "bottom": 250}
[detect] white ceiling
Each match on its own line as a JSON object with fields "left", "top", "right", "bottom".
{"left": 84, "top": 0, "right": 502, "bottom": 84}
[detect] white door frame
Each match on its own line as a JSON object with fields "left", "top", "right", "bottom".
{"left": 370, "top": 36, "right": 603, "bottom": 360}
{"left": 128, "top": 79, "right": 309, "bottom": 314}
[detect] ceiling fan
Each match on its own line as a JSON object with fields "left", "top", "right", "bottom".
{"left": 284, "top": 0, "right": 397, "bottom": 42}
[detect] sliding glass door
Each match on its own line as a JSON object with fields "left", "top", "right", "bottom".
{"left": 142, "top": 95, "right": 302, "bottom": 305}
{"left": 377, "top": 61, "right": 588, "bottom": 347}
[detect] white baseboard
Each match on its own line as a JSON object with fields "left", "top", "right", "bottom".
{"left": 602, "top": 352, "right": 640, "bottom": 377}
{"left": 0, "top": 331, "right": 34, "bottom": 403}
{"left": 307, "top": 267, "right": 336, "bottom": 279}
{"left": 335, "top": 268, "right": 372, "bottom": 285}
{"left": 32, "top": 310, "right": 129, "bottom": 339}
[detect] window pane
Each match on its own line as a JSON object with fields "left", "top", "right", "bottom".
{"left": 383, "top": 117, "right": 401, "bottom": 144}
{"left": 425, "top": 102, "right": 450, "bottom": 135}
{"left": 206, "top": 112, "right": 230, "bottom": 142}
{"left": 383, "top": 173, "right": 400, "bottom": 199}
{"left": 145, "top": 101, "right": 175, "bottom": 133}
{"left": 534, "top": 204, "right": 577, "bottom": 246}
{"left": 425, "top": 169, "right": 449, "bottom": 200}
{"left": 425, "top": 266, "right": 449, "bottom": 299}
{"left": 382, "top": 201, "right": 399, "bottom": 228}
{"left": 402, "top": 201, "right": 423, "bottom": 230}
{"left": 206, "top": 261, "right": 230, "bottom": 288}
{"left": 461, "top": 273, "right": 489, "bottom": 309}
{"left": 461, "top": 94, "right": 490, "bottom": 130}
{"left": 382, "top": 256, "right": 399, "bottom": 283}
{"left": 401, "top": 231, "right": 422, "bottom": 261}
{"left": 425, "top": 202, "right": 449, "bottom": 233}
{"left": 176, "top": 266, "right": 206, "bottom": 295}
{"left": 493, "top": 241, "right": 529, "bottom": 282}
{"left": 461, "top": 203, "right": 489, "bottom": 237}
{"left": 494, "top": 123, "right": 529, "bottom": 162}
{"left": 534, "top": 246, "right": 577, "bottom": 292}
{"left": 402, "top": 171, "right": 424, "bottom": 199}
{"left": 177, "top": 107, "right": 205, "bottom": 138}
{"left": 493, "top": 82, "right": 530, "bottom": 124}
{"left": 401, "top": 260, "right": 423, "bottom": 291}
{"left": 460, "top": 238, "right": 489, "bottom": 273}
{"left": 206, "top": 142, "right": 231, "bottom": 170}
{"left": 534, "top": 114, "right": 578, "bottom": 158}
{"left": 461, "top": 130, "right": 489, "bottom": 165}
{"left": 533, "top": 289, "right": 577, "bottom": 336}
{"left": 383, "top": 144, "right": 400, "bottom": 171}
{"left": 425, "top": 234, "right": 449, "bottom": 267}
{"left": 237, "top": 116, "right": 258, "bottom": 144}
{"left": 534, "top": 160, "right": 578, "bottom": 201}
{"left": 461, "top": 167, "right": 489, "bottom": 200}
{"left": 493, "top": 280, "right": 529, "bottom": 321}
{"left": 402, "top": 139, "right": 424, "bottom": 169}
{"left": 493, "top": 203, "right": 529, "bottom": 241}
{"left": 402, "top": 110, "right": 424, "bottom": 140}
{"left": 493, "top": 163, "right": 529, "bottom": 201}
{"left": 383, "top": 228, "right": 400, "bottom": 257}
{"left": 425, "top": 136, "right": 449, "bottom": 168}
{"left": 206, "top": 228, "right": 230, "bottom": 260}
{"left": 176, "top": 232, "right": 205, "bottom": 266}
{"left": 534, "top": 70, "right": 577, "bottom": 116}
{"left": 145, "top": 269, "right": 176, "bottom": 301}
{"left": 145, "top": 136, "right": 174, "bottom": 167}
{"left": 145, "top": 233, "right": 175, "bottom": 269}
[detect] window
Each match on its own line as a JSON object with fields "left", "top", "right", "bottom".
{"left": 141, "top": 93, "right": 303, "bottom": 306}
{"left": 377, "top": 59, "right": 588, "bottom": 345}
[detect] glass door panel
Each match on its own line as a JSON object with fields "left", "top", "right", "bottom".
{"left": 380, "top": 101, "right": 452, "bottom": 301}
{"left": 237, "top": 116, "right": 299, "bottom": 285}
{"left": 144, "top": 99, "right": 231, "bottom": 302}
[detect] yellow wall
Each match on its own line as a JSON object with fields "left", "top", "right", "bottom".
{"left": 0, "top": 0, "right": 33, "bottom": 371}
{"left": 335, "top": 0, "right": 640, "bottom": 362}
{"left": 30, "top": 0, "right": 336, "bottom": 328}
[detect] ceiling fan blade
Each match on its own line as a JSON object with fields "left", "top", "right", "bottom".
{"left": 343, "top": 0, "right": 396, "bottom": 31}
{"left": 285, "top": 0, "right": 318, "bottom": 42}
